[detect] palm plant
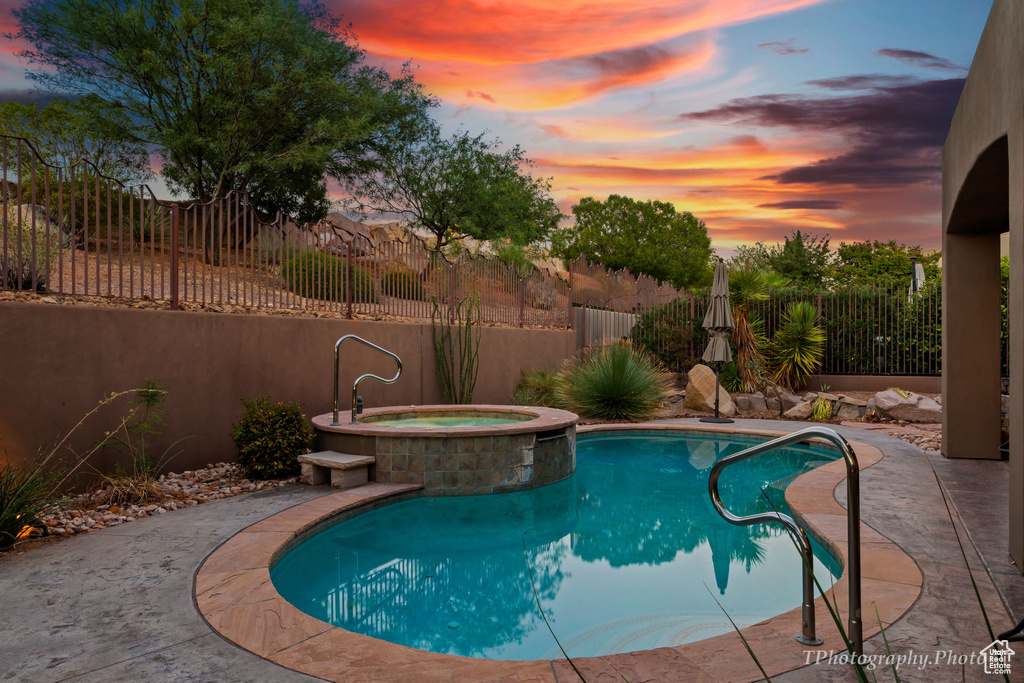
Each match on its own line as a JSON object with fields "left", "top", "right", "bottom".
{"left": 728, "top": 266, "right": 786, "bottom": 391}
{"left": 556, "top": 342, "right": 669, "bottom": 421}
{"left": 771, "top": 302, "right": 825, "bottom": 389}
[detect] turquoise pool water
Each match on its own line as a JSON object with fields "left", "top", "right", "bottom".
{"left": 271, "top": 431, "right": 842, "bottom": 660}
{"left": 366, "top": 416, "right": 523, "bottom": 428}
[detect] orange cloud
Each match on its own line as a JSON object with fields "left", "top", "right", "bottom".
{"left": 334, "top": 0, "right": 828, "bottom": 65}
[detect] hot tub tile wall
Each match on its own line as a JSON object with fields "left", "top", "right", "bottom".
{"left": 373, "top": 426, "right": 575, "bottom": 495}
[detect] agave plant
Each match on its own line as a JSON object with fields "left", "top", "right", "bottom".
{"left": 771, "top": 301, "right": 825, "bottom": 389}
{"left": 557, "top": 342, "right": 670, "bottom": 421}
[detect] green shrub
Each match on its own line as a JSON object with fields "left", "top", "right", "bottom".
{"left": 770, "top": 301, "right": 824, "bottom": 389}
{"left": 511, "top": 368, "right": 564, "bottom": 408}
{"left": 0, "top": 451, "right": 63, "bottom": 551}
{"left": 380, "top": 269, "right": 426, "bottom": 301}
{"left": 557, "top": 342, "right": 669, "bottom": 421}
{"left": 281, "top": 251, "right": 376, "bottom": 303}
{"left": 811, "top": 397, "right": 832, "bottom": 421}
{"left": 630, "top": 297, "right": 703, "bottom": 371}
{"left": 231, "top": 397, "right": 312, "bottom": 479}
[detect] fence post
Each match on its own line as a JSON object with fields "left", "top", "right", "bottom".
{"left": 449, "top": 263, "right": 456, "bottom": 324}
{"left": 816, "top": 291, "right": 823, "bottom": 320}
{"left": 518, "top": 277, "right": 525, "bottom": 328}
{"left": 567, "top": 259, "right": 574, "bottom": 330}
{"left": 170, "top": 205, "right": 180, "bottom": 310}
{"left": 345, "top": 241, "right": 353, "bottom": 319}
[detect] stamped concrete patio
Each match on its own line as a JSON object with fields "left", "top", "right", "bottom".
{"left": 0, "top": 420, "right": 1021, "bottom": 682}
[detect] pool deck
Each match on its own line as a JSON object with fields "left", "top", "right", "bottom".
{"left": 1, "top": 419, "right": 1021, "bottom": 682}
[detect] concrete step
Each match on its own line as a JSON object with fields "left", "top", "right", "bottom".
{"left": 298, "top": 451, "right": 375, "bottom": 490}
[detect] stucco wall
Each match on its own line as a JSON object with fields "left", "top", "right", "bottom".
{"left": 0, "top": 302, "right": 574, "bottom": 474}
{"left": 942, "top": 0, "right": 1024, "bottom": 569}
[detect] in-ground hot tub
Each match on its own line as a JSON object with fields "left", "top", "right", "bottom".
{"left": 311, "top": 405, "right": 578, "bottom": 496}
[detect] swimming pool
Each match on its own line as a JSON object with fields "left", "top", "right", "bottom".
{"left": 271, "top": 430, "right": 843, "bottom": 660}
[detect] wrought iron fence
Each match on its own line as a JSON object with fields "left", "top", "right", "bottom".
{"left": 0, "top": 135, "right": 572, "bottom": 327}
{"left": 626, "top": 284, "right": 943, "bottom": 376}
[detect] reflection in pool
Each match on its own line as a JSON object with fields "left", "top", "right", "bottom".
{"left": 271, "top": 431, "right": 842, "bottom": 660}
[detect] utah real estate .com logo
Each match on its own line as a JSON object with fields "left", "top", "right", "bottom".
{"left": 980, "top": 639, "right": 1014, "bottom": 676}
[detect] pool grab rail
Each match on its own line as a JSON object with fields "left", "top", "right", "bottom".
{"left": 707, "top": 426, "right": 862, "bottom": 656}
{"left": 332, "top": 335, "right": 403, "bottom": 425}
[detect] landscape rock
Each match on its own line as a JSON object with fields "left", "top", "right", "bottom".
{"left": 839, "top": 396, "right": 868, "bottom": 407}
{"left": 867, "top": 397, "right": 877, "bottom": 413}
{"left": 766, "top": 397, "right": 781, "bottom": 412}
{"left": 733, "top": 394, "right": 752, "bottom": 412}
{"left": 748, "top": 391, "right": 769, "bottom": 412}
{"left": 818, "top": 392, "right": 840, "bottom": 402}
{"left": 835, "top": 402, "right": 866, "bottom": 420}
{"left": 874, "top": 389, "right": 943, "bottom": 422}
{"left": 803, "top": 392, "right": 818, "bottom": 402}
{"left": 684, "top": 364, "right": 736, "bottom": 416}
{"left": 779, "top": 390, "right": 803, "bottom": 411}
{"left": 785, "top": 401, "right": 813, "bottom": 419}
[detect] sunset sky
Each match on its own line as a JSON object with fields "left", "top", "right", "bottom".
{"left": 0, "top": 0, "right": 993, "bottom": 252}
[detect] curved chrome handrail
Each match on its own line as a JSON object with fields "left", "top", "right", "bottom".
{"left": 708, "top": 426, "right": 862, "bottom": 655}
{"left": 332, "top": 335, "right": 403, "bottom": 425}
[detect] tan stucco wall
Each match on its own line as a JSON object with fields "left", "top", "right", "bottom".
{"left": 942, "top": 0, "right": 1024, "bottom": 568}
{"left": 0, "top": 302, "right": 574, "bottom": 475}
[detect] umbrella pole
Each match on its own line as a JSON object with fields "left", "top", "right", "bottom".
{"left": 700, "top": 361, "right": 734, "bottom": 424}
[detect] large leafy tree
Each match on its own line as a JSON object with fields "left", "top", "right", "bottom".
{"left": 550, "top": 194, "right": 712, "bottom": 289}
{"left": 0, "top": 96, "right": 151, "bottom": 183}
{"left": 344, "top": 125, "right": 561, "bottom": 251}
{"left": 831, "top": 240, "right": 941, "bottom": 287}
{"left": 731, "top": 230, "right": 831, "bottom": 288}
{"left": 12, "top": 0, "right": 433, "bottom": 223}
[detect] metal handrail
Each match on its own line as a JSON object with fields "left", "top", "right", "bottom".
{"left": 332, "top": 335, "right": 403, "bottom": 425}
{"left": 708, "top": 426, "right": 862, "bottom": 655}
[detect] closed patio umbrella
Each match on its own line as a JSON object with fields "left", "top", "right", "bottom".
{"left": 700, "top": 259, "right": 735, "bottom": 424}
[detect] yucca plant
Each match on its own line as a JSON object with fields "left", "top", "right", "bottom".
{"left": 729, "top": 267, "right": 786, "bottom": 391}
{"left": 771, "top": 301, "right": 825, "bottom": 389}
{"left": 510, "top": 368, "right": 564, "bottom": 408}
{"left": 557, "top": 342, "right": 670, "bottom": 421}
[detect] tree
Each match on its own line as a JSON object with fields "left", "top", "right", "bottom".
{"left": 831, "top": 240, "right": 941, "bottom": 287}
{"left": 550, "top": 195, "right": 713, "bottom": 290}
{"left": 0, "top": 97, "right": 153, "bottom": 242}
{"left": 12, "top": 0, "right": 434, "bottom": 223}
{"left": 731, "top": 230, "right": 831, "bottom": 287}
{"left": 0, "top": 97, "right": 151, "bottom": 184}
{"left": 344, "top": 124, "right": 561, "bottom": 251}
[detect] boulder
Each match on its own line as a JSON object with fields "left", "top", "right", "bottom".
{"left": 684, "top": 364, "right": 736, "bottom": 416}
{"left": 734, "top": 394, "right": 752, "bottom": 412}
{"left": 874, "top": 389, "right": 943, "bottom": 422}
{"left": 803, "top": 392, "right": 818, "bottom": 402}
{"left": 835, "top": 402, "right": 866, "bottom": 420}
{"left": 779, "top": 390, "right": 803, "bottom": 411}
{"left": 748, "top": 391, "right": 769, "bottom": 412}
{"left": 839, "top": 396, "right": 868, "bottom": 407}
{"left": 866, "top": 397, "right": 877, "bottom": 413}
{"left": 766, "top": 397, "right": 781, "bottom": 412}
{"left": 818, "top": 392, "right": 840, "bottom": 402}
{"left": 785, "top": 401, "right": 813, "bottom": 419}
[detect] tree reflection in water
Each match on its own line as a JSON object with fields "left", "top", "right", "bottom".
{"left": 271, "top": 432, "right": 841, "bottom": 659}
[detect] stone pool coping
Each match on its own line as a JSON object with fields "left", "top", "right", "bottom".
{"left": 195, "top": 424, "right": 920, "bottom": 683}
{"left": 311, "top": 404, "right": 578, "bottom": 438}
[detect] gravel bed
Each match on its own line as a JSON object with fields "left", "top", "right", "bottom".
{"left": 19, "top": 462, "right": 294, "bottom": 544}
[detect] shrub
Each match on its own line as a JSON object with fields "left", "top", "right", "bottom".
{"left": 231, "top": 397, "right": 312, "bottom": 479}
{"left": 281, "top": 251, "right": 376, "bottom": 303}
{"left": 91, "top": 380, "right": 187, "bottom": 506}
{"left": 770, "top": 301, "right": 825, "bottom": 389}
{"left": 557, "top": 342, "right": 670, "bottom": 421}
{"left": 1, "top": 204, "right": 70, "bottom": 291}
{"left": 811, "top": 397, "right": 832, "bottom": 421}
{"left": 431, "top": 294, "right": 481, "bottom": 404}
{"left": 630, "top": 298, "right": 703, "bottom": 371}
{"left": 511, "top": 368, "right": 563, "bottom": 408}
{"left": 0, "top": 451, "right": 63, "bottom": 551}
{"left": 380, "top": 269, "right": 426, "bottom": 301}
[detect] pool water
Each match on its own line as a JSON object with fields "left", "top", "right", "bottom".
{"left": 271, "top": 431, "right": 843, "bottom": 660}
{"left": 365, "top": 416, "right": 523, "bottom": 428}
